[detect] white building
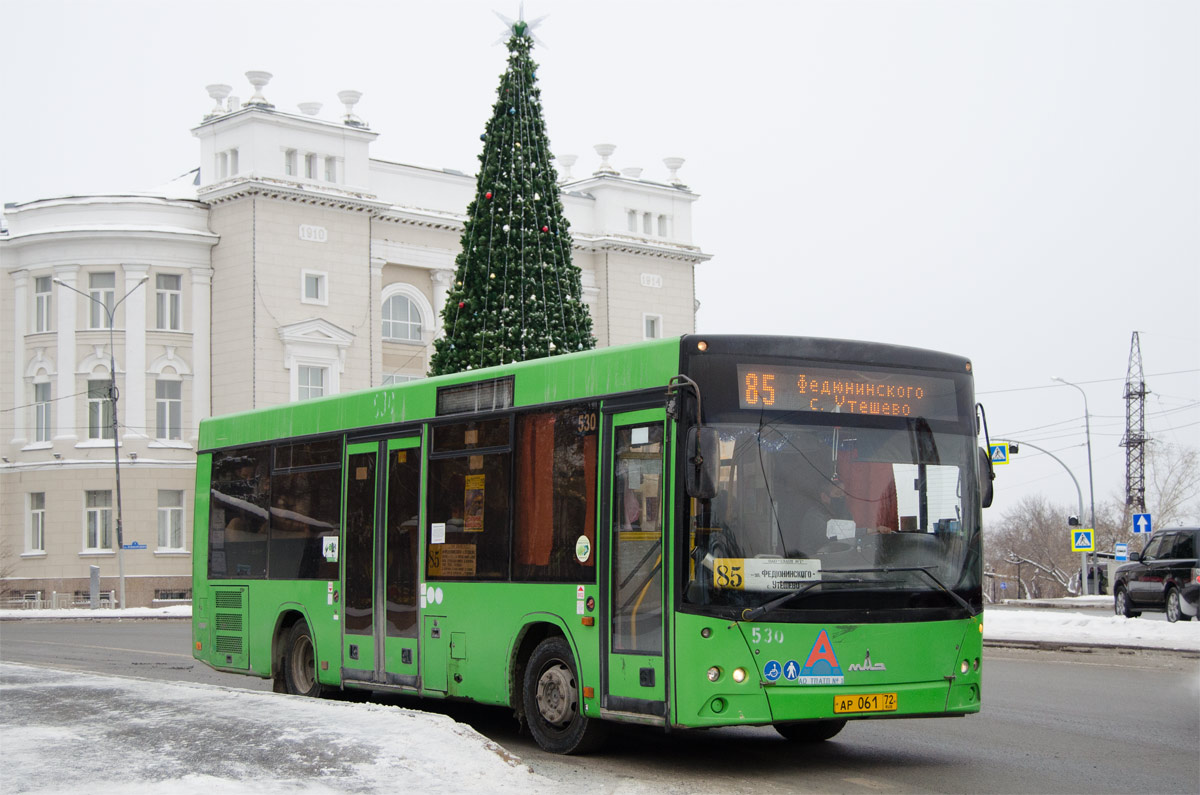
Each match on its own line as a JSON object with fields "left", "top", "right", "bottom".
{"left": 0, "top": 72, "right": 711, "bottom": 607}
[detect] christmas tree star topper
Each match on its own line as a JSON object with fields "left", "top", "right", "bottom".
{"left": 493, "top": 2, "right": 548, "bottom": 47}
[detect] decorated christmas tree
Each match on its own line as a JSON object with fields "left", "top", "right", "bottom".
{"left": 428, "top": 15, "right": 595, "bottom": 376}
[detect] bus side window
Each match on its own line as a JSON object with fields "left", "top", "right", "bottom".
{"left": 427, "top": 417, "right": 512, "bottom": 580}
{"left": 513, "top": 403, "right": 599, "bottom": 582}
{"left": 209, "top": 446, "right": 270, "bottom": 579}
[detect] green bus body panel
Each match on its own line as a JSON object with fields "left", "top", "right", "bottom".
{"left": 197, "top": 338, "right": 683, "bottom": 451}
{"left": 671, "top": 614, "right": 982, "bottom": 727}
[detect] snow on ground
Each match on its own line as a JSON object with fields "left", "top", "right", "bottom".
{"left": 0, "top": 662, "right": 557, "bottom": 795}
{"left": 984, "top": 600, "right": 1200, "bottom": 651}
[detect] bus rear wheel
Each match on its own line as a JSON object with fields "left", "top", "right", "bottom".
{"left": 284, "top": 619, "right": 324, "bottom": 697}
{"left": 523, "top": 637, "right": 607, "bottom": 754}
{"left": 775, "top": 719, "right": 847, "bottom": 743}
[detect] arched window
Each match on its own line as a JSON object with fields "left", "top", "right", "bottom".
{"left": 382, "top": 294, "right": 423, "bottom": 342}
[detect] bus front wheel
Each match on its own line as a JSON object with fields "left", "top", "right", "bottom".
{"left": 284, "top": 619, "right": 324, "bottom": 697}
{"left": 775, "top": 719, "right": 847, "bottom": 742}
{"left": 523, "top": 637, "right": 607, "bottom": 754}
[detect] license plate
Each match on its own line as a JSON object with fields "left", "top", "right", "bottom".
{"left": 834, "top": 692, "right": 897, "bottom": 714}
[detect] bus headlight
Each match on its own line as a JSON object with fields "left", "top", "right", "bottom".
{"left": 961, "top": 659, "right": 970, "bottom": 675}
{"left": 732, "top": 667, "right": 747, "bottom": 683}
{"left": 707, "top": 666, "right": 721, "bottom": 682}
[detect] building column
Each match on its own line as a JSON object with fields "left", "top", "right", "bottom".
{"left": 430, "top": 268, "right": 455, "bottom": 338}
{"left": 370, "top": 256, "right": 385, "bottom": 386}
{"left": 53, "top": 265, "right": 80, "bottom": 444}
{"left": 190, "top": 267, "right": 213, "bottom": 447}
{"left": 122, "top": 264, "right": 149, "bottom": 440}
{"left": 10, "top": 271, "right": 29, "bottom": 446}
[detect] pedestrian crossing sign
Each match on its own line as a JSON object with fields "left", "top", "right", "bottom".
{"left": 989, "top": 443, "right": 1009, "bottom": 465}
{"left": 1071, "top": 529, "right": 1095, "bottom": 552}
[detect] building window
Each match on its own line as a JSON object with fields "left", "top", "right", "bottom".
{"left": 298, "top": 365, "right": 326, "bottom": 400}
{"left": 34, "top": 381, "right": 52, "bottom": 442}
{"left": 305, "top": 153, "right": 317, "bottom": 179}
{"left": 157, "top": 490, "right": 185, "bottom": 551}
{"left": 284, "top": 149, "right": 297, "bottom": 176}
{"left": 627, "top": 210, "right": 637, "bottom": 233}
{"left": 644, "top": 313, "right": 662, "bottom": 340}
{"left": 301, "top": 271, "right": 327, "bottom": 305}
{"left": 85, "top": 490, "right": 113, "bottom": 551}
{"left": 324, "top": 156, "right": 337, "bottom": 182}
{"left": 88, "top": 379, "right": 114, "bottom": 440}
{"left": 382, "top": 295, "right": 422, "bottom": 342}
{"left": 89, "top": 272, "right": 115, "bottom": 329}
{"left": 383, "top": 373, "right": 420, "bottom": 386}
{"left": 29, "top": 493, "right": 46, "bottom": 553}
{"left": 34, "top": 276, "right": 52, "bottom": 332}
{"left": 657, "top": 214, "right": 669, "bottom": 237}
{"left": 155, "top": 380, "right": 182, "bottom": 440}
{"left": 643, "top": 212, "right": 652, "bottom": 235}
{"left": 155, "top": 274, "right": 182, "bottom": 330}
{"left": 155, "top": 589, "right": 191, "bottom": 601}
{"left": 229, "top": 148, "right": 239, "bottom": 175}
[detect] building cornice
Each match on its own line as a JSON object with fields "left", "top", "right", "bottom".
{"left": 574, "top": 234, "right": 713, "bottom": 263}
{"left": 198, "top": 177, "right": 391, "bottom": 213}
{"left": 0, "top": 227, "right": 219, "bottom": 256}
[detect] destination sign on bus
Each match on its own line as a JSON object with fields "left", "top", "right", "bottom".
{"left": 736, "top": 364, "right": 959, "bottom": 420}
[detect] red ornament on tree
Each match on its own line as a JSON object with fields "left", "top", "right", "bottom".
{"left": 541, "top": 225, "right": 549, "bottom": 232}
{"left": 486, "top": 191, "right": 493, "bottom": 200}
{"left": 458, "top": 301, "right": 465, "bottom": 309}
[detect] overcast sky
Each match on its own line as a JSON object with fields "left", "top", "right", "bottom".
{"left": 3, "top": 0, "right": 1197, "bottom": 526}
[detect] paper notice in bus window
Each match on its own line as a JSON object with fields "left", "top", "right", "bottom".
{"left": 427, "top": 543, "right": 476, "bottom": 577}
{"left": 464, "top": 475, "right": 485, "bottom": 531}
{"left": 431, "top": 522, "right": 446, "bottom": 545}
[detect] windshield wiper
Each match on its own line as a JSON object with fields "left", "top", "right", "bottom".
{"left": 736, "top": 566, "right": 977, "bottom": 622}
{"left": 895, "top": 566, "right": 979, "bottom": 616}
{"left": 738, "top": 577, "right": 864, "bottom": 622}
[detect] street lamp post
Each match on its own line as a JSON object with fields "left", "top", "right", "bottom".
{"left": 54, "top": 275, "right": 148, "bottom": 609}
{"left": 1052, "top": 376, "right": 1097, "bottom": 595}
{"left": 998, "top": 437, "right": 1088, "bottom": 595}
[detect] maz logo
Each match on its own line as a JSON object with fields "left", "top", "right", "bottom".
{"left": 847, "top": 649, "right": 887, "bottom": 672}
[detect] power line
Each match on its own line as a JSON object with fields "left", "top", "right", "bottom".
{"left": 977, "top": 368, "right": 1199, "bottom": 396}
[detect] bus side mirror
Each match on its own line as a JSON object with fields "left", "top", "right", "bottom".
{"left": 977, "top": 447, "right": 994, "bottom": 509}
{"left": 685, "top": 427, "right": 719, "bottom": 499}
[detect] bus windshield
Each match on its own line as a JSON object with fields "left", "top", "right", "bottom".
{"left": 684, "top": 414, "right": 980, "bottom": 620}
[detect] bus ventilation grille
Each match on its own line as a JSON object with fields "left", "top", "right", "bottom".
{"left": 211, "top": 586, "right": 249, "bottom": 669}
{"left": 215, "top": 634, "right": 244, "bottom": 654}
{"left": 214, "top": 590, "right": 243, "bottom": 610}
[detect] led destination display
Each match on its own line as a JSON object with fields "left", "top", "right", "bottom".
{"left": 736, "top": 363, "right": 960, "bottom": 421}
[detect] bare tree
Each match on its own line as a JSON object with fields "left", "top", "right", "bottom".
{"left": 985, "top": 494, "right": 1079, "bottom": 598}
{"left": 1146, "top": 443, "right": 1200, "bottom": 528}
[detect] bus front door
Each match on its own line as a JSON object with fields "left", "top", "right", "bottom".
{"left": 343, "top": 436, "right": 422, "bottom": 688}
{"left": 603, "top": 409, "right": 668, "bottom": 720}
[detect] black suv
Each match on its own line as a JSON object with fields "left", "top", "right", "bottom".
{"left": 1113, "top": 526, "right": 1199, "bottom": 622}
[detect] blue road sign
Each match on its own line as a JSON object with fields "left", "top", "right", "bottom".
{"left": 1133, "top": 513, "right": 1152, "bottom": 534}
{"left": 1071, "top": 529, "right": 1095, "bottom": 552}
{"left": 989, "top": 443, "right": 1009, "bottom": 465}
{"left": 1115, "top": 542, "right": 1128, "bottom": 561}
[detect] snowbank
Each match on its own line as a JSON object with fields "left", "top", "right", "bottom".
{"left": 0, "top": 663, "right": 556, "bottom": 794}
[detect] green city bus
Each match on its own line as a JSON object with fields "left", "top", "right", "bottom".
{"left": 193, "top": 334, "right": 993, "bottom": 753}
